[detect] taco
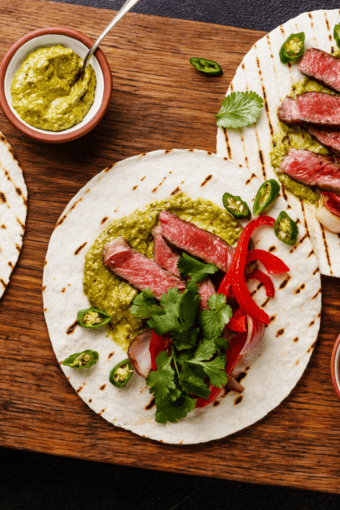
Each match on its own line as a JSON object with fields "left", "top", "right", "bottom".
{"left": 43, "top": 150, "right": 321, "bottom": 444}
{"left": 216, "top": 9, "right": 340, "bottom": 277}
{"left": 0, "top": 132, "right": 27, "bottom": 298}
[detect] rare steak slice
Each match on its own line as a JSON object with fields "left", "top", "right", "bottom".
{"left": 152, "top": 225, "right": 181, "bottom": 277}
{"left": 103, "top": 237, "right": 185, "bottom": 300}
{"left": 279, "top": 148, "right": 340, "bottom": 193}
{"left": 152, "top": 225, "right": 216, "bottom": 310}
{"left": 278, "top": 92, "right": 340, "bottom": 128}
{"left": 298, "top": 48, "right": 340, "bottom": 93}
{"left": 307, "top": 126, "right": 340, "bottom": 156}
{"left": 159, "top": 211, "right": 234, "bottom": 273}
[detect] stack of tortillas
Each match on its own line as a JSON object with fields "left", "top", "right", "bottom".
{"left": 0, "top": 132, "right": 27, "bottom": 298}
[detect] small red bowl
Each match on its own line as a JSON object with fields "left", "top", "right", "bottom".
{"left": 331, "top": 334, "right": 340, "bottom": 398}
{"left": 0, "top": 27, "right": 112, "bottom": 143}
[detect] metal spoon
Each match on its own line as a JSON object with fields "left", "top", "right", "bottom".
{"left": 79, "top": 0, "right": 140, "bottom": 79}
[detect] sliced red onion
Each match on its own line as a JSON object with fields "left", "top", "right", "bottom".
{"left": 316, "top": 194, "right": 340, "bottom": 233}
{"left": 127, "top": 329, "right": 152, "bottom": 378}
{"left": 240, "top": 315, "right": 265, "bottom": 356}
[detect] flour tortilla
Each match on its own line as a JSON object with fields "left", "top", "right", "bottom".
{"left": 0, "top": 132, "right": 27, "bottom": 298}
{"left": 43, "top": 149, "right": 321, "bottom": 444}
{"left": 216, "top": 9, "right": 340, "bottom": 277}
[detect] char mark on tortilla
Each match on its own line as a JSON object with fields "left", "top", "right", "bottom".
{"left": 158, "top": 210, "right": 235, "bottom": 273}
{"left": 306, "top": 126, "right": 340, "bottom": 156}
{"left": 298, "top": 48, "right": 340, "bottom": 93}
{"left": 102, "top": 236, "right": 185, "bottom": 300}
{"left": 278, "top": 92, "right": 340, "bottom": 128}
{"left": 152, "top": 224, "right": 216, "bottom": 310}
{"left": 279, "top": 148, "right": 340, "bottom": 193}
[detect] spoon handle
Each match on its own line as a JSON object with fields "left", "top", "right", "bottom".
{"left": 83, "top": 0, "right": 140, "bottom": 69}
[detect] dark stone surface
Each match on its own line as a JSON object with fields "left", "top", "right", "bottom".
{"left": 3, "top": 2, "right": 340, "bottom": 508}
{"left": 1, "top": 448, "right": 340, "bottom": 510}
{"left": 52, "top": 0, "right": 340, "bottom": 31}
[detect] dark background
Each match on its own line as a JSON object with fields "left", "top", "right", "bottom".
{"left": 2, "top": 1, "right": 340, "bottom": 509}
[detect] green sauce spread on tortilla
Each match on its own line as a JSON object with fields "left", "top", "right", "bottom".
{"left": 270, "top": 74, "right": 340, "bottom": 206}
{"left": 11, "top": 45, "right": 96, "bottom": 132}
{"left": 83, "top": 193, "right": 241, "bottom": 351}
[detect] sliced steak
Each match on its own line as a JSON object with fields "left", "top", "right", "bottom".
{"left": 279, "top": 148, "right": 340, "bottom": 193}
{"left": 152, "top": 224, "right": 216, "bottom": 310}
{"left": 103, "top": 237, "right": 185, "bottom": 300}
{"left": 152, "top": 225, "right": 181, "bottom": 277}
{"left": 278, "top": 92, "right": 340, "bottom": 128}
{"left": 307, "top": 126, "right": 340, "bottom": 156}
{"left": 298, "top": 48, "right": 340, "bottom": 93}
{"left": 159, "top": 210, "right": 234, "bottom": 273}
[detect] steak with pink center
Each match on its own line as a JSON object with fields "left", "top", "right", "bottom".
{"left": 152, "top": 225, "right": 216, "bottom": 310}
{"left": 103, "top": 237, "right": 185, "bottom": 300}
{"left": 279, "top": 148, "right": 340, "bottom": 192}
{"left": 158, "top": 210, "right": 234, "bottom": 273}
{"left": 298, "top": 48, "right": 340, "bottom": 93}
{"left": 278, "top": 92, "right": 340, "bottom": 127}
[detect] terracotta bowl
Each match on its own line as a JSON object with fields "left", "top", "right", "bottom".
{"left": 331, "top": 334, "right": 340, "bottom": 398}
{"left": 0, "top": 27, "right": 112, "bottom": 143}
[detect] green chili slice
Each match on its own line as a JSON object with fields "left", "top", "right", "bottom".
{"left": 253, "top": 179, "right": 280, "bottom": 216}
{"left": 77, "top": 307, "right": 113, "bottom": 329}
{"left": 189, "top": 57, "right": 222, "bottom": 76}
{"left": 222, "top": 192, "right": 250, "bottom": 219}
{"left": 274, "top": 211, "right": 299, "bottom": 245}
{"left": 62, "top": 349, "right": 99, "bottom": 369}
{"left": 279, "top": 32, "right": 305, "bottom": 64}
{"left": 109, "top": 359, "right": 134, "bottom": 388}
{"left": 334, "top": 23, "right": 340, "bottom": 49}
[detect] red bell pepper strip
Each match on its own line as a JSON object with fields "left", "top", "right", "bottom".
{"left": 246, "top": 249, "right": 289, "bottom": 275}
{"left": 225, "top": 331, "right": 248, "bottom": 375}
{"left": 227, "top": 307, "right": 247, "bottom": 332}
{"left": 246, "top": 269, "right": 275, "bottom": 298}
{"left": 218, "top": 270, "right": 233, "bottom": 298}
{"left": 149, "top": 331, "right": 172, "bottom": 371}
{"left": 229, "top": 216, "right": 275, "bottom": 325}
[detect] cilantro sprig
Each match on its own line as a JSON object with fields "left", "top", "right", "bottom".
{"left": 215, "top": 91, "right": 263, "bottom": 129}
{"left": 130, "top": 266, "right": 232, "bottom": 423}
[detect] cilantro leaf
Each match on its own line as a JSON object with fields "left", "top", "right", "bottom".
{"left": 177, "top": 253, "right": 218, "bottom": 283}
{"left": 213, "top": 336, "right": 230, "bottom": 351}
{"left": 179, "top": 370, "right": 210, "bottom": 398}
{"left": 189, "top": 355, "right": 227, "bottom": 388}
{"left": 179, "top": 280, "right": 200, "bottom": 329}
{"left": 193, "top": 338, "right": 218, "bottom": 362}
{"left": 155, "top": 395, "right": 197, "bottom": 424}
{"left": 130, "top": 288, "right": 163, "bottom": 319}
{"left": 146, "top": 351, "right": 176, "bottom": 399}
{"left": 215, "top": 91, "right": 263, "bottom": 129}
{"left": 147, "top": 283, "right": 200, "bottom": 347}
{"left": 199, "top": 294, "right": 232, "bottom": 339}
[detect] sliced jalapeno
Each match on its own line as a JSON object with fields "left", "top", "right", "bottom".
{"left": 222, "top": 192, "right": 250, "bottom": 219}
{"left": 189, "top": 57, "right": 222, "bottom": 76}
{"left": 253, "top": 179, "right": 280, "bottom": 216}
{"left": 62, "top": 349, "right": 99, "bottom": 369}
{"left": 334, "top": 23, "right": 340, "bottom": 49}
{"left": 279, "top": 32, "right": 305, "bottom": 64}
{"left": 109, "top": 359, "right": 134, "bottom": 388}
{"left": 274, "top": 211, "right": 299, "bottom": 245}
{"left": 77, "top": 307, "right": 113, "bottom": 329}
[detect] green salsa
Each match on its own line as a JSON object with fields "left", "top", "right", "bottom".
{"left": 83, "top": 193, "right": 241, "bottom": 351}
{"left": 11, "top": 45, "right": 96, "bottom": 131}
{"left": 270, "top": 75, "right": 339, "bottom": 205}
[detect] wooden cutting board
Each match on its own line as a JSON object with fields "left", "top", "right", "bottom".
{"left": 1, "top": 0, "right": 340, "bottom": 494}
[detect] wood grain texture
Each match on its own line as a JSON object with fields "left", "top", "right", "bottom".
{"left": 1, "top": 0, "right": 340, "bottom": 494}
